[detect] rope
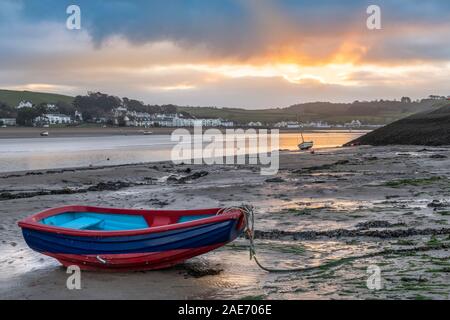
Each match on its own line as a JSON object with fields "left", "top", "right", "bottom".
{"left": 227, "top": 204, "right": 450, "bottom": 273}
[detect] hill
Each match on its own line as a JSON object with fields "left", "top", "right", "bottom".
{"left": 0, "top": 88, "right": 446, "bottom": 125}
{"left": 0, "top": 89, "right": 74, "bottom": 107}
{"left": 180, "top": 99, "right": 440, "bottom": 125}
{"left": 346, "top": 102, "right": 450, "bottom": 146}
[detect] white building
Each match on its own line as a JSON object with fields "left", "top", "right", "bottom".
{"left": 305, "top": 121, "right": 331, "bottom": 128}
{"left": 74, "top": 110, "right": 83, "bottom": 122}
{"left": 221, "top": 120, "right": 234, "bottom": 127}
{"left": 0, "top": 118, "right": 16, "bottom": 126}
{"left": 274, "top": 121, "right": 287, "bottom": 128}
{"left": 16, "top": 100, "right": 33, "bottom": 109}
{"left": 173, "top": 116, "right": 194, "bottom": 127}
{"left": 200, "top": 118, "right": 222, "bottom": 127}
{"left": 345, "top": 120, "right": 362, "bottom": 128}
{"left": 247, "top": 121, "right": 263, "bottom": 127}
{"left": 286, "top": 121, "right": 301, "bottom": 129}
{"left": 35, "top": 114, "right": 72, "bottom": 125}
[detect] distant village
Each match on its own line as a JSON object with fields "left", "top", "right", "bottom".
{"left": 1, "top": 100, "right": 236, "bottom": 128}
{"left": 0, "top": 100, "right": 376, "bottom": 129}
{"left": 1, "top": 93, "right": 449, "bottom": 129}
{"left": 0, "top": 99, "right": 370, "bottom": 129}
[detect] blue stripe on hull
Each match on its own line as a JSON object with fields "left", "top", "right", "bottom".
{"left": 22, "top": 220, "right": 240, "bottom": 255}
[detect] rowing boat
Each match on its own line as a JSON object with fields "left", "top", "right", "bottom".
{"left": 18, "top": 205, "right": 244, "bottom": 271}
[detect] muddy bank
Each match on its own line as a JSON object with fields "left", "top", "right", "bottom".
{"left": 1, "top": 145, "right": 450, "bottom": 299}
{"left": 253, "top": 227, "right": 450, "bottom": 240}
{"left": 347, "top": 103, "right": 450, "bottom": 146}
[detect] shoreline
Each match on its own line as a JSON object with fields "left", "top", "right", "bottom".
{"left": 0, "top": 126, "right": 371, "bottom": 139}
{"left": 1, "top": 145, "right": 450, "bottom": 299}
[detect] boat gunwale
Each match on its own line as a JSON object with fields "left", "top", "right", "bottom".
{"left": 18, "top": 205, "right": 243, "bottom": 237}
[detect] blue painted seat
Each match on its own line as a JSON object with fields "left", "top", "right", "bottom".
{"left": 60, "top": 217, "right": 103, "bottom": 230}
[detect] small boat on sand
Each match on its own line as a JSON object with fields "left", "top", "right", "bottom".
{"left": 18, "top": 205, "right": 245, "bottom": 271}
{"left": 298, "top": 133, "right": 314, "bottom": 151}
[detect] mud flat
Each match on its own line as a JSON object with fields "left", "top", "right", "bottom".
{"left": 1, "top": 145, "right": 450, "bottom": 299}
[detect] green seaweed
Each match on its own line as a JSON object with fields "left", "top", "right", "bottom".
{"left": 383, "top": 176, "right": 442, "bottom": 188}
{"left": 394, "top": 239, "right": 416, "bottom": 246}
{"left": 240, "top": 294, "right": 266, "bottom": 300}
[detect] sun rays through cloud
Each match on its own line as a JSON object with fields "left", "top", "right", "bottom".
{"left": 1, "top": 0, "right": 449, "bottom": 108}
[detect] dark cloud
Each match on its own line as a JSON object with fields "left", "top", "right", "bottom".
{"left": 9, "top": 0, "right": 449, "bottom": 61}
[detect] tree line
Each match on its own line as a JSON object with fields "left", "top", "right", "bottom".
{"left": 0, "top": 92, "right": 191, "bottom": 126}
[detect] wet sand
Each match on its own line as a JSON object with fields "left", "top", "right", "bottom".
{"left": 1, "top": 145, "right": 450, "bottom": 300}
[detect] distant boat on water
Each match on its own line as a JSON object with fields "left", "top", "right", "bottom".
{"left": 297, "top": 114, "right": 314, "bottom": 150}
{"left": 40, "top": 131, "right": 49, "bottom": 137}
{"left": 298, "top": 132, "right": 314, "bottom": 150}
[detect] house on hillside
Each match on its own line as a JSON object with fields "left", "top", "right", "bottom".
{"left": 16, "top": 100, "right": 33, "bottom": 109}
{"left": 247, "top": 121, "right": 263, "bottom": 127}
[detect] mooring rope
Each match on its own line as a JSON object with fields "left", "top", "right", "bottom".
{"left": 223, "top": 204, "right": 450, "bottom": 273}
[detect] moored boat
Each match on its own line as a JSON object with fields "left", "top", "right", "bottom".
{"left": 298, "top": 132, "right": 314, "bottom": 151}
{"left": 18, "top": 205, "right": 245, "bottom": 271}
{"left": 298, "top": 141, "right": 314, "bottom": 150}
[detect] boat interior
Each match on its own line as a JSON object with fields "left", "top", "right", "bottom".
{"left": 41, "top": 211, "right": 216, "bottom": 231}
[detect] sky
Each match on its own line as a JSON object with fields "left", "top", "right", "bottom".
{"left": 0, "top": 0, "right": 449, "bottom": 109}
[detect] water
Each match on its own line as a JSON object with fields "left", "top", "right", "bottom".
{"left": 0, "top": 130, "right": 367, "bottom": 173}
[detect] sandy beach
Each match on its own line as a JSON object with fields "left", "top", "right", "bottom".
{"left": 1, "top": 145, "right": 450, "bottom": 300}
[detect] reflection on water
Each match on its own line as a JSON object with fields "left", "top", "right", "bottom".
{"left": 0, "top": 131, "right": 367, "bottom": 173}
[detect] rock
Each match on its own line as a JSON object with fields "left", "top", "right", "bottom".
{"left": 168, "top": 171, "right": 209, "bottom": 184}
{"left": 428, "top": 200, "right": 449, "bottom": 208}
{"left": 355, "top": 220, "right": 405, "bottom": 230}
{"left": 149, "top": 199, "right": 170, "bottom": 207}
{"left": 182, "top": 261, "right": 223, "bottom": 278}
{"left": 430, "top": 154, "right": 447, "bottom": 159}
{"left": 87, "top": 181, "right": 131, "bottom": 191}
{"left": 265, "top": 177, "right": 285, "bottom": 183}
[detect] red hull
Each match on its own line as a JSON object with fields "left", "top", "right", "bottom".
{"left": 45, "top": 243, "right": 226, "bottom": 272}
{"left": 19, "top": 205, "right": 245, "bottom": 272}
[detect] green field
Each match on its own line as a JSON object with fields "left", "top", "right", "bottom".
{"left": 179, "top": 106, "right": 300, "bottom": 123}
{"left": 0, "top": 89, "right": 74, "bottom": 107}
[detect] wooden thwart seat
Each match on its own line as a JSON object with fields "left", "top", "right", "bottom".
{"left": 60, "top": 217, "right": 103, "bottom": 230}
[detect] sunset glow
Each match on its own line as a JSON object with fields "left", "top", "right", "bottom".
{"left": 1, "top": 0, "right": 450, "bottom": 108}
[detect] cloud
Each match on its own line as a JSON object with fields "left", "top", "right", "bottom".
{"left": 6, "top": 0, "right": 449, "bottom": 64}
{"left": 1, "top": 0, "right": 450, "bottom": 108}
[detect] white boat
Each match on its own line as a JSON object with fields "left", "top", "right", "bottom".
{"left": 298, "top": 141, "right": 314, "bottom": 150}
{"left": 298, "top": 132, "right": 314, "bottom": 150}
{"left": 40, "top": 131, "right": 49, "bottom": 137}
{"left": 142, "top": 130, "right": 153, "bottom": 135}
